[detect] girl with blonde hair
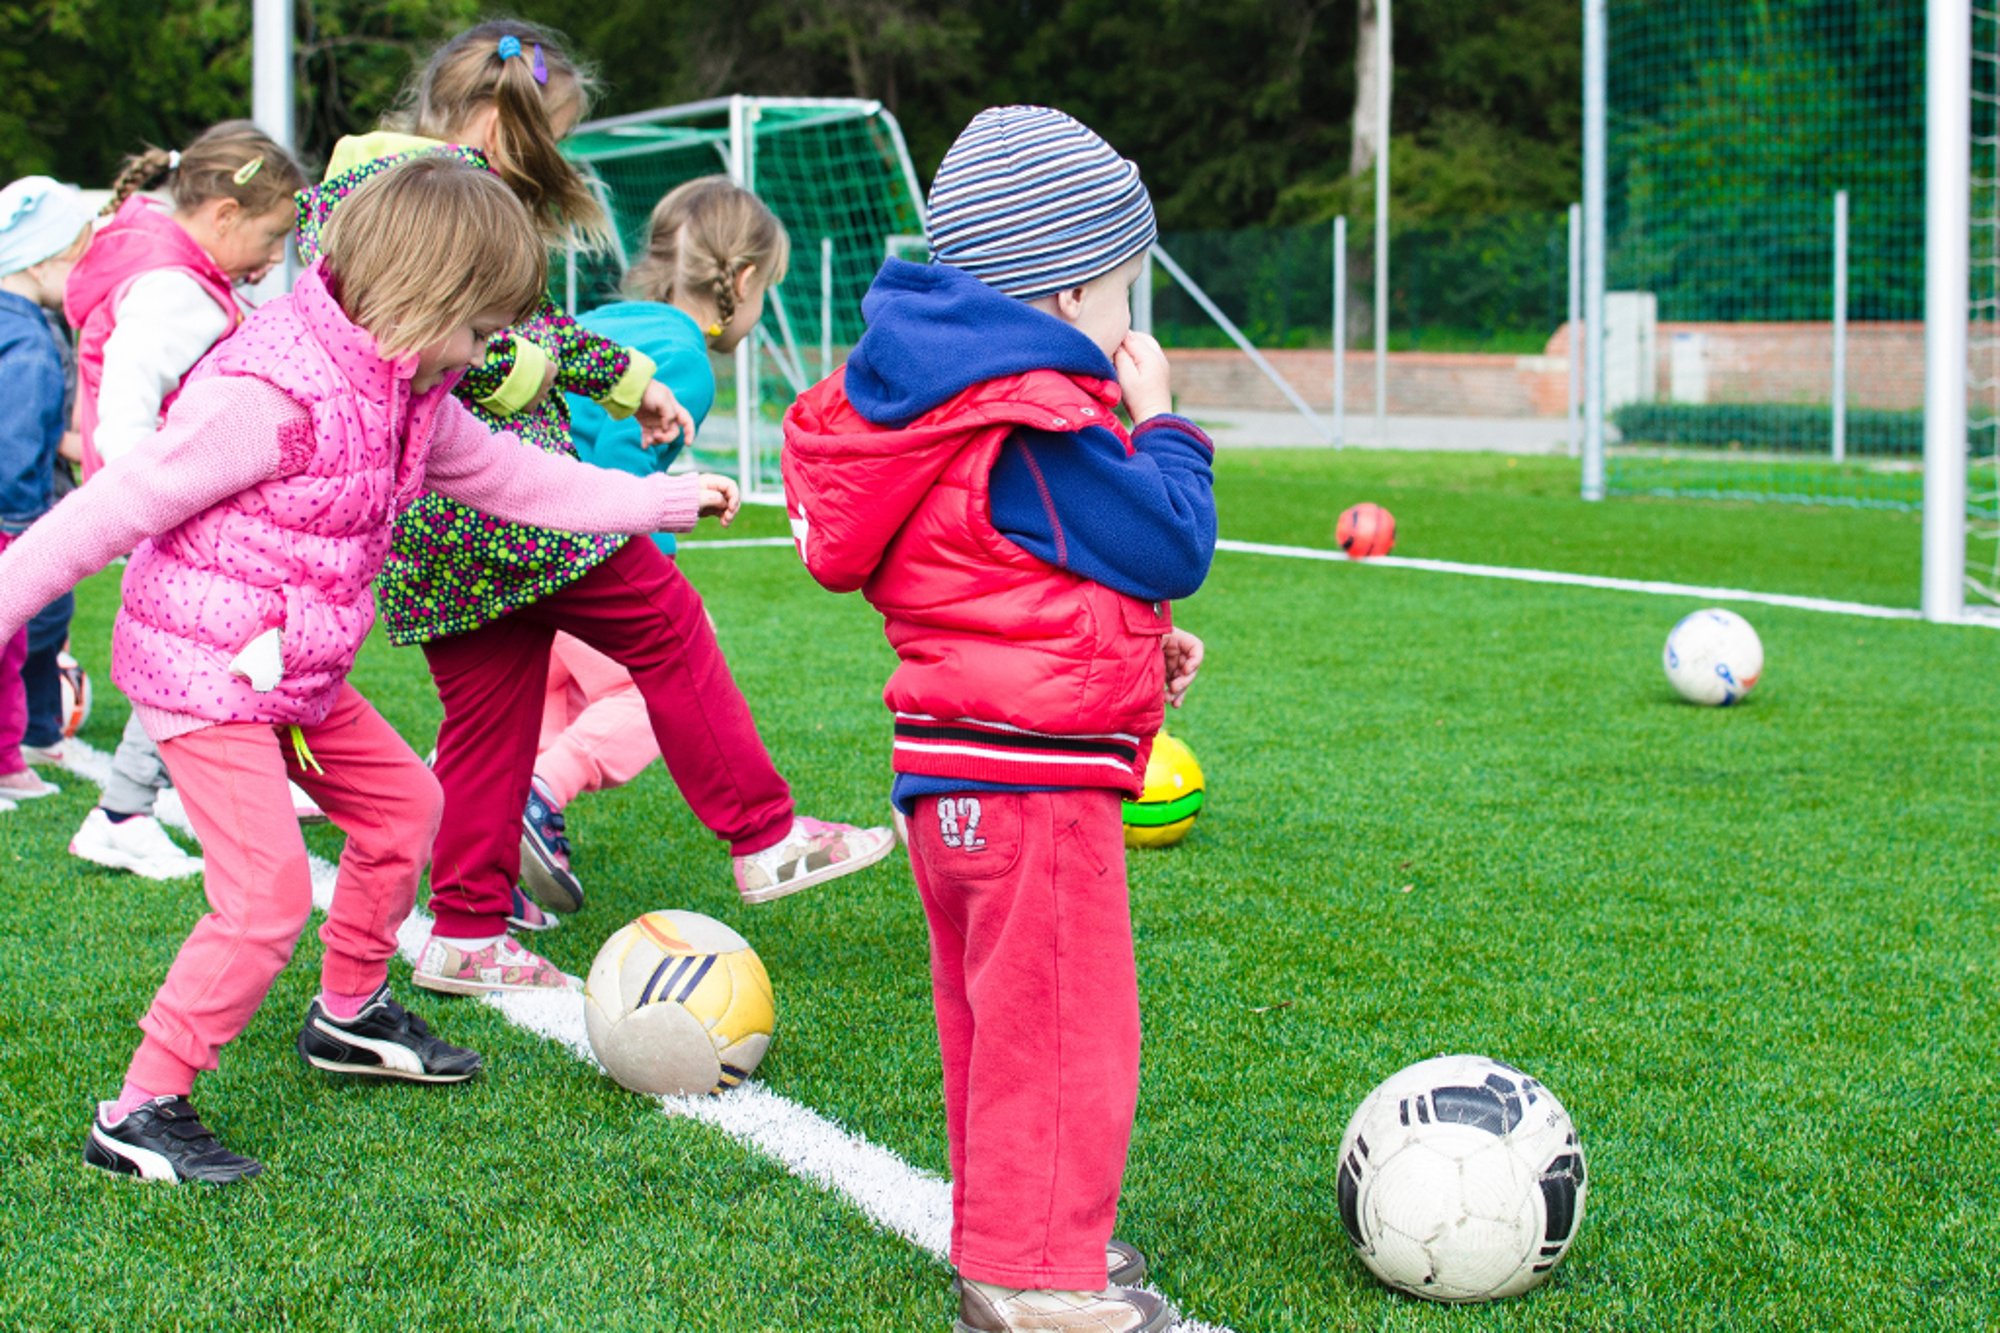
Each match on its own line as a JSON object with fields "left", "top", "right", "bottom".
{"left": 61, "top": 120, "right": 311, "bottom": 880}
{"left": 297, "top": 23, "right": 892, "bottom": 987}
{"left": 0, "top": 155, "right": 739, "bottom": 1184}
{"left": 525, "top": 175, "right": 792, "bottom": 911}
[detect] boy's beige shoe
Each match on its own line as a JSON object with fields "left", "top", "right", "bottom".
{"left": 955, "top": 1280, "right": 1173, "bottom": 1333}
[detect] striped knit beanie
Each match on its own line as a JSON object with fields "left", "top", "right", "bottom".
{"left": 925, "top": 106, "right": 1156, "bottom": 299}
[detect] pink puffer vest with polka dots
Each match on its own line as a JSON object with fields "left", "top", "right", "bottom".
{"left": 111, "top": 262, "right": 449, "bottom": 728}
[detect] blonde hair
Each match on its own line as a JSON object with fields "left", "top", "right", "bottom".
{"left": 318, "top": 155, "right": 547, "bottom": 359}
{"left": 393, "top": 20, "right": 611, "bottom": 248}
{"left": 105, "top": 120, "right": 307, "bottom": 219}
{"left": 624, "top": 176, "right": 791, "bottom": 334}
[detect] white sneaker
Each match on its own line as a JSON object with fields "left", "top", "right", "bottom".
{"left": 956, "top": 1280, "right": 1173, "bottom": 1333}
{"left": 19, "top": 741, "right": 65, "bottom": 766}
{"left": 70, "top": 809, "right": 205, "bottom": 880}
{"left": 0, "top": 796, "right": 15, "bottom": 815}
{"left": 0, "top": 770, "right": 60, "bottom": 801}
{"left": 732, "top": 816, "right": 897, "bottom": 904}
{"left": 290, "top": 780, "right": 328, "bottom": 825}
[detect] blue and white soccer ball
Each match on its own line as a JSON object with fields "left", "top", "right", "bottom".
{"left": 1662, "top": 608, "right": 1764, "bottom": 706}
{"left": 1337, "top": 1054, "right": 1588, "bottom": 1303}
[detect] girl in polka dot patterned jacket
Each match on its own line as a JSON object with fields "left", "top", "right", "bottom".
{"left": 295, "top": 21, "right": 894, "bottom": 997}
{"left": 0, "top": 156, "right": 740, "bottom": 1186}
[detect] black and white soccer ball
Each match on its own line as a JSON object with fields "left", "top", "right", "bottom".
{"left": 1337, "top": 1054, "right": 1587, "bottom": 1302}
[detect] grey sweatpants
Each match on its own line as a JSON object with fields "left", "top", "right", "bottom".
{"left": 101, "top": 710, "right": 171, "bottom": 816}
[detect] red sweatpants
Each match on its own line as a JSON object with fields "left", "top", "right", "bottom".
{"left": 422, "top": 539, "right": 793, "bottom": 939}
{"left": 906, "top": 788, "right": 1141, "bottom": 1291}
{"left": 130, "top": 685, "right": 441, "bottom": 1094}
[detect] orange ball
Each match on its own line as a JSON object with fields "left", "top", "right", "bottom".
{"left": 1336, "top": 503, "right": 1397, "bottom": 559}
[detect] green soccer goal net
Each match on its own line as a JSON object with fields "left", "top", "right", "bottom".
{"left": 563, "top": 97, "right": 926, "bottom": 500}
{"left": 1599, "top": 0, "right": 1925, "bottom": 511}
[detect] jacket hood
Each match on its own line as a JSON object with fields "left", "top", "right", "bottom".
{"left": 843, "top": 259, "right": 1114, "bottom": 427}
{"left": 63, "top": 197, "right": 231, "bottom": 332}
{"left": 783, "top": 266, "right": 1123, "bottom": 595}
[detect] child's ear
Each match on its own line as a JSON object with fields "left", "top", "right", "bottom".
{"left": 211, "top": 196, "right": 244, "bottom": 232}
{"left": 734, "top": 263, "right": 760, "bottom": 301}
{"left": 1054, "top": 285, "right": 1087, "bottom": 323}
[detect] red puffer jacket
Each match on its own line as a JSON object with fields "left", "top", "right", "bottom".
{"left": 784, "top": 366, "right": 1167, "bottom": 796}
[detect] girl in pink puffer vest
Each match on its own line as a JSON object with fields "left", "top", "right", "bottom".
{"left": 0, "top": 156, "right": 731, "bottom": 1187}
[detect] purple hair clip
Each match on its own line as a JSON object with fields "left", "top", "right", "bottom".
{"left": 496, "top": 34, "right": 548, "bottom": 84}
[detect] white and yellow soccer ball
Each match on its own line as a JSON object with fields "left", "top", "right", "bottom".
{"left": 1337, "top": 1054, "right": 1587, "bottom": 1303}
{"left": 1662, "top": 608, "right": 1763, "bottom": 706}
{"left": 584, "top": 911, "right": 775, "bottom": 1097}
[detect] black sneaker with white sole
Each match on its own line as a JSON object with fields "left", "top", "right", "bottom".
{"left": 296, "top": 986, "right": 482, "bottom": 1083}
{"left": 84, "top": 1097, "right": 262, "bottom": 1185}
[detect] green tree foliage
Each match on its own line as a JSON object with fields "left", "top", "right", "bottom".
{"left": 1, "top": 0, "right": 476, "bottom": 183}
{"left": 7, "top": 0, "right": 1590, "bottom": 230}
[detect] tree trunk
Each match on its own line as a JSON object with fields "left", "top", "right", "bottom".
{"left": 1349, "top": 0, "right": 1392, "bottom": 177}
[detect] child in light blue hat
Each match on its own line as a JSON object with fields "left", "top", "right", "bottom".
{"left": 0, "top": 176, "right": 93, "bottom": 809}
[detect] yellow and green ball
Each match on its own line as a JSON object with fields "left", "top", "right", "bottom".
{"left": 1123, "top": 733, "right": 1206, "bottom": 849}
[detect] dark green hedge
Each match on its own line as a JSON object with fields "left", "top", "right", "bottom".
{"left": 1611, "top": 402, "right": 1923, "bottom": 455}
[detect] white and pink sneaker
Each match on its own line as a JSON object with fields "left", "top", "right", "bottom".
{"left": 412, "top": 933, "right": 576, "bottom": 996}
{"left": 732, "top": 816, "right": 896, "bottom": 904}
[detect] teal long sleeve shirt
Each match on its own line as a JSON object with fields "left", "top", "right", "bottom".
{"left": 565, "top": 301, "right": 716, "bottom": 556}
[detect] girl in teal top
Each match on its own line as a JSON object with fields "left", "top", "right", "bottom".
{"left": 530, "top": 177, "right": 811, "bottom": 912}
{"left": 567, "top": 175, "right": 782, "bottom": 554}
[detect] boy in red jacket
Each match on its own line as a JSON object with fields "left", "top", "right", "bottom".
{"left": 783, "top": 106, "right": 1215, "bottom": 1333}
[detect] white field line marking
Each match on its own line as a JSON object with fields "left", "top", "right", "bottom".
{"left": 1216, "top": 537, "right": 1996, "bottom": 626}
{"left": 57, "top": 738, "right": 1234, "bottom": 1332}
{"left": 688, "top": 532, "right": 1995, "bottom": 629}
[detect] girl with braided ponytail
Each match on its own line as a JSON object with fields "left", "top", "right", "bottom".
{"left": 528, "top": 178, "right": 791, "bottom": 896}
{"left": 297, "top": 24, "right": 891, "bottom": 995}
{"left": 61, "top": 120, "right": 307, "bottom": 881}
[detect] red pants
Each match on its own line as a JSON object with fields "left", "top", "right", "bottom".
{"left": 906, "top": 788, "right": 1141, "bottom": 1291}
{"left": 130, "top": 685, "right": 441, "bottom": 1094}
{"left": 422, "top": 540, "right": 793, "bottom": 939}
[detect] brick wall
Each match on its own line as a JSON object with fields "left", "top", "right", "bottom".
{"left": 1166, "top": 321, "right": 1926, "bottom": 419}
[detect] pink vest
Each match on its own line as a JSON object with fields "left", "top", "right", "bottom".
{"left": 64, "top": 197, "right": 240, "bottom": 478}
{"left": 110, "top": 263, "right": 448, "bottom": 729}
{"left": 783, "top": 369, "right": 1168, "bottom": 795}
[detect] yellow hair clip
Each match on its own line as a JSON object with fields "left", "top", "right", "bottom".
{"left": 233, "top": 156, "right": 265, "bottom": 186}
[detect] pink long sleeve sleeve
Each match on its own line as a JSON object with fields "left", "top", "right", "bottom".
{"left": 0, "top": 377, "right": 297, "bottom": 642}
{"left": 422, "top": 395, "right": 702, "bottom": 535}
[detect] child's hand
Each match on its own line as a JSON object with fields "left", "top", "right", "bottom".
{"left": 1113, "top": 331, "right": 1173, "bottom": 423}
{"left": 698, "top": 473, "right": 740, "bottom": 526}
{"left": 637, "top": 380, "right": 696, "bottom": 447}
{"left": 528, "top": 358, "right": 558, "bottom": 410}
{"left": 1163, "top": 627, "right": 1204, "bottom": 708}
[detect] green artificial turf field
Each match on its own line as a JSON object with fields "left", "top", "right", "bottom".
{"left": 2, "top": 448, "right": 1996, "bottom": 1332}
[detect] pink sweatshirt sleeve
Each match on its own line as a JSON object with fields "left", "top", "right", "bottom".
{"left": 421, "top": 396, "right": 702, "bottom": 535}
{"left": 0, "top": 377, "right": 297, "bottom": 642}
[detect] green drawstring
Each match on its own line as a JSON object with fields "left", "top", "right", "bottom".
{"left": 289, "top": 726, "right": 325, "bottom": 775}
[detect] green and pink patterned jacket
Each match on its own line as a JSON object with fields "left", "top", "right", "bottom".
{"left": 296, "top": 132, "right": 658, "bottom": 644}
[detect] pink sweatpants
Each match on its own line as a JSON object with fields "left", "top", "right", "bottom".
{"left": 536, "top": 632, "right": 660, "bottom": 809}
{"left": 126, "top": 684, "right": 442, "bottom": 1095}
{"left": 905, "top": 788, "right": 1141, "bottom": 1291}
{"left": 0, "top": 532, "right": 24, "bottom": 776}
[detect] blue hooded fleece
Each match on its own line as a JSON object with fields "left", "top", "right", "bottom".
{"left": 844, "top": 260, "right": 1216, "bottom": 604}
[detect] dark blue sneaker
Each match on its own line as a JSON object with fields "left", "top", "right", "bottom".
{"left": 507, "top": 883, "right": 560, "bottom": 932}
{"left": 520, "top": 777, "right": 583, "bottom": 914}
{"left": 297, "top": 986, "right": 482, "bottom": 1083}
{"left": 84, "top": 1097, "right": 262, "bottom": 1185}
